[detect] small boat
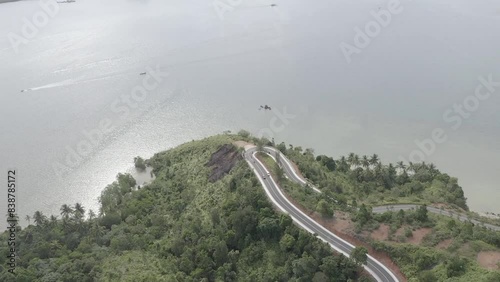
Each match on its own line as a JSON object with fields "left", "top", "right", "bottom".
{"left": 139, "top": 72, "right": 147, "bottom": 75}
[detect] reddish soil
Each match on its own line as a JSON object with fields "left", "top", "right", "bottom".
{"left": 406, "top": 228, "right": 432, "bottom": 245}
{"left": 477, "top": 251, "right": 500, "bottom": 270}
{"left": 436, "top": 239, "right": 453, "bottom": 250}
{"left": 371, "top": 224, "right": 390, "bottom": 241}
{"left": 394, "top": 227, "right": 405, "bottom": 239}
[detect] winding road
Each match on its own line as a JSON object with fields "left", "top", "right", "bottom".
{"left": 262, "top": 146, "right": 500, "bottom": 232}
{"left": 244, "top": 146, "right": 399, "bottom": 282}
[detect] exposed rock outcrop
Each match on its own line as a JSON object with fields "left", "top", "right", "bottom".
{"left": 206, "top": 144, "right": 242, "bottom": 182}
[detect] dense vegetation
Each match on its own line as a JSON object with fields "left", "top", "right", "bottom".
{"left": 0, "top": 134, "right": 370, "bottom": 281}
{"left": 270, "top": 141, "right": 468, "bottom": 210}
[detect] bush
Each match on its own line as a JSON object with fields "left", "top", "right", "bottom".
{"left": 404, "top": 227, "right": 413, "bottom": 238}
{"left": 316, "top": 200, "right": 333, "bottom": 218}
{"left": 134, "top": 156, "right": 146, "bottom": 171}
{"left": 418, "top": 270, "right": 436, "bottom": 282}
{"left": 100, "top": 213, "right": 122, "bottom": 229}
{"left": 237, "top": 130, "right": 251, "bottom": 138}
{"left": 445, "top": 257, "right": 467, "bottom": 278}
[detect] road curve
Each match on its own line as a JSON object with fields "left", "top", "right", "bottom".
{"left": 263, "top": 146, "right": 500, "bottom": 232}
{"left": 244, "top": 146, "right": 399, "bottom": 282}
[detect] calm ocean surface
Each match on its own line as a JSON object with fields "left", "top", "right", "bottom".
{"left": 1, "top": 0, "right": 499, "bottom": 226}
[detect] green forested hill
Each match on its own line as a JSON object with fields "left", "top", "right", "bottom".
{"left": 0, "top": 134, "right": 368, "bottom": 281}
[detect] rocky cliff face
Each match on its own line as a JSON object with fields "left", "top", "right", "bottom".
{"left": 206, "top": 144, "right": 242, "bottom": 182}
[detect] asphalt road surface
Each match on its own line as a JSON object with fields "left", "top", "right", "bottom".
{"left": 245, "top": 146, "right": 399, "bottom": 282}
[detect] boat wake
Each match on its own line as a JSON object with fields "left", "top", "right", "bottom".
{"left": 21, "top": 79, "right": 76, "bottom": 92}
{"left": 20, "top": 72, "right": 128, "bottom": 93}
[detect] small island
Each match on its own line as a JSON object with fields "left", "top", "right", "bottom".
{"left": 1, "top": 131, "right": 499, "bottom": 281}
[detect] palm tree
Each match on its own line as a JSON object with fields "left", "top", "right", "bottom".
{"left": 396, "top": 161, "right": 406, "bottom": 173}
{"left": 74, "top": 203, "right": 85, "bottom": 220}
{"left": 347, "top": 153, "right": 355, "bottom": 167}
{"left": 428, "top": 163, "right": 438, "bottom": 175}
{"left": 339, "top": 156, "right": 347, "bottom": 167}
{"left": 388, "top": 163, "right": 397, "bottom": 181}
{"left": 25, "top": 215, "right": 31, "bottom": 225}
{"left": 90, "top": 221, "right": 105, "bottom": 244}
{"left": 353, "top": 154, "right": 360, "bottom": 168}
{"left": 60, "top": 204, "right": 73, "bottom": 220}
{"left": 369, "top": 154, "right": 379, "bottom": 167}
{"left": 362, "top": 155, "right": 370, "bottom": 170}
{"left": 337, "top": 156, "right": 349, "bottom": 172}
{"left": 408, "top": 162, "right": 415, "bottom": 174}
{"left": 374, "top": 163, "right": 383, "bottom": 179}
{"left": 33, "top": 211, "right": 46, "bottom": 226}
{"left": 49, "top": 215, "right": 58, "bottom": 227}
{"left": 421, "top": 161, "right": 428, "bottom": 170}
{"left": 88, "top": 209, "right": 96, "bottom": 221}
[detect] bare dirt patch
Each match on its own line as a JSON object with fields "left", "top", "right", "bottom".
{"left": 394, "top": 227, "right": 404, "bottom": 238}
{"left": 206, "top": 144, "right": 241, "bottom": 182}
{"left": 477, "top": 251, "right": 500, "bottom": 270}
{"left": 371, "top": 224, "right": 390, "bottom": 241}
{"left": 314, "top": 211, "right": 355, "bottom": 235}
{"left": 406, "top": 228, "right": 432, "bottom": 245}
{"left": 436, "top": 239, "right": 453, "bottom": 250}
{"left": 233, "top": 140, "right": 253, "bottom": 149}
